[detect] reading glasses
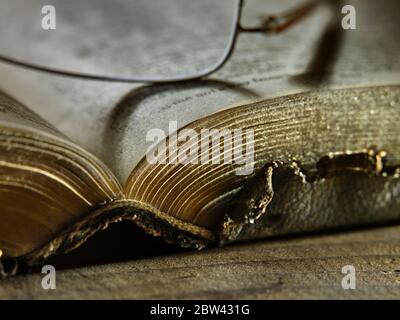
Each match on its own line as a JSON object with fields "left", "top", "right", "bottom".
{"left": 0, "top": 0, "right": 328, "bottom": 83}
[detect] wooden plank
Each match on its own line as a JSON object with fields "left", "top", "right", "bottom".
{"left": 1, "top": 225, "right": 400, "bottom": 299}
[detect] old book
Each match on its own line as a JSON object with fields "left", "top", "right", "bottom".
{"left": 0, "top": 0, "right": 399, "bottom": 275}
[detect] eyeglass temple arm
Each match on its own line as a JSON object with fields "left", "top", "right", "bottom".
{"left": 179, "top": 0, "right": 327, "bottom": 82}
{"left": 238, "top": 0, "right": 322, "bottom": 34}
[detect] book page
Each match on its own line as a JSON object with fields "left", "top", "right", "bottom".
{"left": 0, "top": 0, "right": 398, "bottom": 182}
{"left": 0, "top": 91, "right": 66, "bottom": 139}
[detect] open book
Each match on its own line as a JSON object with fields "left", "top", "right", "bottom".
{"left": 0, "top": 0, "right": 399, "bottom": 274}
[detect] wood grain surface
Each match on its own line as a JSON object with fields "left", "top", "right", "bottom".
{"left": 1, "top": 225, "right": 400, "bottom": 299}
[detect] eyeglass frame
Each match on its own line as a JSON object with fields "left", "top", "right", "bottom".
{"left": 0, "top": 0, "right": 324, "bottom": 83}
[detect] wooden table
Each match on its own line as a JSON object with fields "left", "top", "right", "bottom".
{"left": 1, "top": 224, "right": 400, "bottom": 299}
